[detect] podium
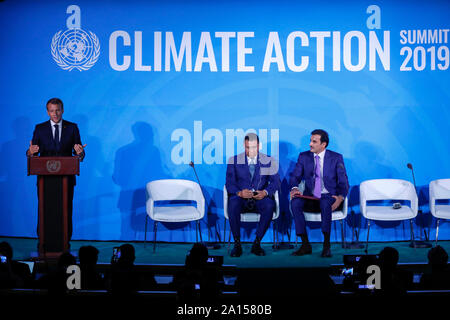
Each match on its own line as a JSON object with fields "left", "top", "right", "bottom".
{"left": 27, "top": 156, "right": 80, "bottom": 259}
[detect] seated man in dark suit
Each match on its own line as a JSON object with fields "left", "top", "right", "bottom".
{"left": 289, "top": 129, "right": 349, "bottom": 258}
{"left": 26, "top": 98, "right": 86, "bottom": 244}
{"left": 225, "top": 133, "right": 280, "bottom": 257}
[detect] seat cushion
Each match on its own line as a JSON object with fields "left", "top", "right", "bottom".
{"left": 434, "top": 205, "right": 450, "bottom": 219}
{"left": 239, "top": 212, "right": 278, "bottom": 222}
{"left": 304, "top": 210, "right": 346, "bottom": 222}
{"left": 152, "top": 206, "right": 202, "bottom": 222}
{"left": 365, "top": 206, "right": 416, "bottom": 221}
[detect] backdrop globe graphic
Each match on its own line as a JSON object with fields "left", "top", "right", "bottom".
{"left": 51, "top": 28, "right": 100, "bottom": 71}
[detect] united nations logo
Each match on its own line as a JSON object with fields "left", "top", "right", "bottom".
{"left": 51, "top": 28, "right": 100, "bottom": 71}
{"left": 46, "top": 160, "right": 61, "bottom": 173}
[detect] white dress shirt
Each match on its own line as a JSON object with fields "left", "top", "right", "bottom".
{"left": 50, "top": 119, "right": 62, "bottom": 141}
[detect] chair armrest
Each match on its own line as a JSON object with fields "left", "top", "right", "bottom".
{"left": 146, "top": 198, "right": 155, "bottom": 219}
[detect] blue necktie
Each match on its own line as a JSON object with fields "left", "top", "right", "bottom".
{"left": 54, "top": 124, "right": 60, "bottom": 150}
{"left": 249, "top": 160, "right": 256, "bottom": 179}
{"left": 313, "top": 155, "right": 321, "bottom": 198}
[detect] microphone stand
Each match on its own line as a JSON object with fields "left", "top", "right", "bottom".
{"left": 407, "top": 163, "right": 432, "bottom": 248}
{"left": 272, "top": 201, "right": 294, "bottom": 250}
{"left": 342, "top": 208, "right": 365, "bottom": 249}
{"left": 189, "top": 161, "right": 221, "bottom": 249}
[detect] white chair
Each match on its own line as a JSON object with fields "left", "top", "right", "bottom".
{"left": 290, "top": 181, "right": 348, "bottom": 247}
{"left": 360, "top": 179, "right": 418, "bottom": 252}
{"left": 145, "top": 179, "right": 205, "bottom": 252}
{"left": 429, "top": 179, "right": 450, "bottom": 245}
{"left": 223, "top": 186, "right": 280, "bottom": 249}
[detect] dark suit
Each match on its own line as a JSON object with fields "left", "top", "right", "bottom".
{"left": 289, "top": 150, "right": 348, "bottom": 234}
{"left": 30, "top": 119, "right": 84, "bottom": 241}
{"left": 225, "top": 152, "right": 280, "bottom": 240}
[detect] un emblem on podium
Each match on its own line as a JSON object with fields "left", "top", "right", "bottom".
{"left": 46, "top": 160, "right": 61, "bottom": 173}
{"left": 51, "top": 5, "right": 100, "bottom": 71}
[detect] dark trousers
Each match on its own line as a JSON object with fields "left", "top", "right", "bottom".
{"left": 291, "top": 193, "right": 339, "bottom": 235}
{"left": 228, "top": 195, "right": 275, "bottom": 241}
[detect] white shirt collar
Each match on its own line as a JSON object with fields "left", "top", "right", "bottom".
{"left": 314, "top": 149, "right": 326, "bottom": 159}
{"left": 247, "top": 156, "right": 257, "bottom": 164}
{"left": 50, "top": 119, "right": 62, "bottom": 126}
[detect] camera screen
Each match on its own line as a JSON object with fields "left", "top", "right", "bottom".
{"left": 112, "top": 247, "right": 121, "bottom": 262}
{"left": 342, "top": 267, "right": 354, "bottom": 276}
{"left": 206, "top": 255, "right": 223, "bottom": 266}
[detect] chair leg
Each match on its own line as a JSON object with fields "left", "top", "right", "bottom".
{"left": 223, "top": 219, "right": 227, "bottom": 244}
{"left": 409, "top": 219, "right": 415, "bottom": 242}
{"left": 365, "top": 220, "right": 371, "bottom": 254}
{"left": 409, "top": 219, "right": 416, "bottom": 247}
{"left": 340, "top": 220, "right": 345, "bottom": 248}
{"left": 435, "top": 219, "right": 440, "bottom": 246}
{"left": 197, "top": 220, "right": 203, "bottom": 242}
{"left": 144, "top": 215, "right": 148, "bottom": 248}
{"left": 272, "top": 221, "right": 276, "bottom": 247}
{"left": 153, "top": 221, "right": 158, "bottom": 253}
{"left": 227, "top": 221, "right": 232, "bottom": 253}
{"left": 195, "top": 221, "right": 198, "bottom": 243}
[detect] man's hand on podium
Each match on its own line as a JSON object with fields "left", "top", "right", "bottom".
{"left": 28, "top": 140, "right": 39, "bottom": 156}
{"left": 74, "top": 143, "right": 87, "bottom": 161}
{"left": 74, "top": 144, "right": 87, "bottom": 155}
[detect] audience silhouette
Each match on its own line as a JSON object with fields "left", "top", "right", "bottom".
{"left": 420, "top": 245, "right": 450, "bottom": 290}
{"left": 2, "top": 240, "right": 450, "bottom": 299}
{"left": 78, "top": 245, "right": 105, "bottom": 290}
{"left": 0, "top": 241, "right": 32, "bottom": 288}
{"left": 377, "top": 247, "right": 413, "bottom": 295}
{"left": 37, "top": 252, "right": 77, "bottom": 295}
{"left": 108, "top": 243, "right": 138, "bottom": 295}
{"left": 172, "top": 242, "right": 224, "bottom": 302}
{"left": 108, "top": 243, "right": 156, "bottom": 295}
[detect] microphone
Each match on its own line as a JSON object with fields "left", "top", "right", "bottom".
{"left": 407, "top": 163, "right": 416, "bottom": 191}
{"left": 189, "top": 161, "right": 199, "bottom": 183}
{"left": 189, "top": 161, "right": 221, "bottom": 247}
{"left": 406, "top": 163, "right": 418, "bottom": 204}
{"left": 406, "top": 163, "right": 431, "bottom": 246}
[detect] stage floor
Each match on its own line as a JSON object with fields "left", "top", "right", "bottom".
{"left": 2, "top": 237, "right": 449, "bottom": 268}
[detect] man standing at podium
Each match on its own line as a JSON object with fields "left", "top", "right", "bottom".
{"left": 27, "top": 98, "right": 85, "bottom": 245}
{"left": 289, "top": 129, "right": 348, "bottom": 258}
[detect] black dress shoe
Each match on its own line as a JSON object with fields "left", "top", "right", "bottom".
{"left": 251, "top": 242, "right": 266, "bottom": 256}
{"left": 321, "top": 245, "right": 332, "bottom": 258}
{"left": 291, "top": 243, "right": 312, "bottom": 256}
{"left": 230, "top": 243, "right": 243, "bottom": 257}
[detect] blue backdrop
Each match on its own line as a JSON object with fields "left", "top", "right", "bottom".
{"left": 0, "top": 0, "right": 449, "bottom": 242}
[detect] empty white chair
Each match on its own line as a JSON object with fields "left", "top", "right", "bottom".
{"left": 223, "top": 185, "right": 280, "bottom": 249}
{"left": 429, "top": 179, "right": 450, "bottom": 245}
{"left": 145, "top": 179, "right": 205, "bottom": 252}
{"left": 360, "top": 179, "right": 418, "bottom": 252}
{"left": 291, "top": 181, "right": 348, "bottom": 247}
